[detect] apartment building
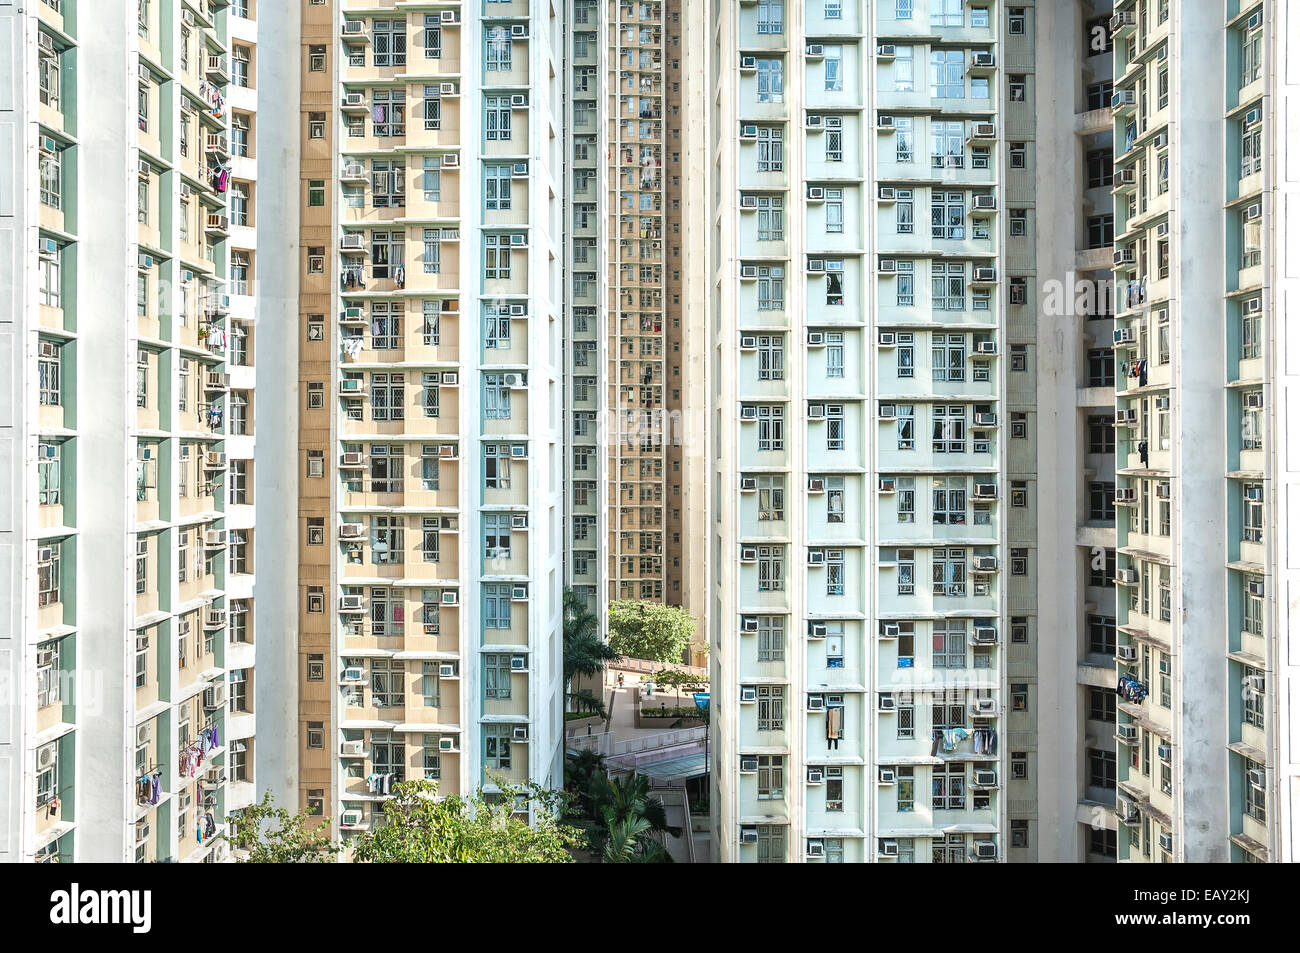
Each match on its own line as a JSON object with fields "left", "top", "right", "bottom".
{"left": 1035, "top": 0, "right": 1121, "bottom": 862}
{"left": 1102, "top": 0, "right": 1300, "bottom": 864}
{"left": 709, "top": 0, "right": 1032, "bottom": 864}
{"left": 561, "top": 0, "right": 693, "bottom": 643}
{"left": 283, "top": 0, "right": 566, "bottom": 835}
{"left": 0, "top": 0, "right": 259, "bottom": 862}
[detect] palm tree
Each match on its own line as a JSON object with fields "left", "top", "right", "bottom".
{"left": 563, "top": 588, "right": 619, "bottom": 710}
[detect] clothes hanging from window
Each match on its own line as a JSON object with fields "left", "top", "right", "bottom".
{"left": 1116, "top": 673, "right": 1148, "bottom": 704}
{"left": 1137, "top": 440, "right": 1149, "bottom": 467}
{"left": 825, "top": 705, "right": 843, "bottom": 747}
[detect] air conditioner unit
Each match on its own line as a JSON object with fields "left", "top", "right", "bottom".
{"left": 511, "top": 24, "right": 528, "bottom": 38}
{"left": 1155, "top": 481, "right": 1171, "bottom": 500}
{"left": 876, "top": 44, "right": 896, "bottom": 58}
{"left": 806, "top": 839, "right": 825, "bottom": 858}
{"left": 807, "top": 477, "right": 826, "bottom": 493}
{"left": 877, "top": 114, "right": 895, "bottom": 129}
{"left": 973, "top": 412, "right": 997, "bottom": 427}
{"left": 805, "top": 44, "right": 824, "bottom": 58}
{"left": 975, "top": 340, "right": 997, "bottom": 355}
{"left": 512, "top": 585, "right": 529, "bottom": 601}
{"left": 1248, "top": 768, "right": 1266, "bottom": 788}
{"left": 807, "top": 187, "right": 825, "bottom": 202}
{"left": 508, "top": 445, "right": 527, "bottom": 459}
{"left": 742, "top": 616, "right": 759, "bottom": 632}
{"left": 38, "top": 31, "right": 55, "bottom": 54}
{"left": 973, "top": 769, "right": 998, "bottom": 788}
{"left": 441, "top": 590, "right": 460, "bottom": 606}
{"left": 1244, "top": 296, "right": 1262, "bottom": 315}
{"left": 878, "top": 258, "right": 897, "bottom": 273}
{"left": 135, "top": 821, "right": 150, "bottom": 844}
{"left": 1114, "top": 327, "right": 1136, "bottom": 345}
{"left": 740, "top": 265, "right": 759, "bottom": 280}
{"left": 1116, "top": 796, "right": 1140, "bottom": 822}
{"left": 136, "top": 722, "right": 152, "bottom": 747}
{"left": 878, "top": 404, "right": 896, "bottom": 419}
{"left": 1247, "top": 579, "right": 1265, "bottom": 597}
{"left": 808, "top": 549, "right": 826, "bottom": 566}
{"left": 878, "top": 767, "right": 896, "bottom": 784}
{"left": 38, "top": 340, "right": 58, "bottom": 359}
{"left": 877, "top": 693, "right": 896, "bottom": 712}
{"left": 438, "top": 735, "right": 458, "bottom": 752}
{"left": 973, "top": 556, "right": 998, "bottom": 573}
{"left": 1116, "top": 568, "right": 1138, "bottom": 585}
{"left": 1153, "top": 133, "right": 1169, "bottom": 149}
{"left": 740, "top": 405, "right": 758, "bottom": 421}
{"left": 740, "top": 193, "right": 760, "bottom": 211}
{"left": 740, "top": 124, "right": 758, "bottom": 140}
{"left": 438, "top": 444, "right": 459, "bottom": 458}
{"left": 879, "top": 838, "right": 899, "bottom": 857}
{"left": 740, "top": 826, "right": 759, "bottom": 844}
{"left": 807, "top": 694, "right": 826, "bottom": 711}
{"left": 740, "top": 756, "right": 759, "bottom": 773}
{"left": 972, "top": 482, "right": 998, "bottom": 499}
{"left": 971, "top": 51, "right": 995, "bottom": 68}
{"left": 511, "top": 161, "right": 529, "bottom": 179}
{"left": 339, "top": 595, "right": 364, "bottom": 612}
{"left": 342, "top": 20, "right": 365, "bottom": 35}
{"left": 343, "top": 92, "right": 365, "bottom": 108}
{"left": 40, "top": 238, "right": 59, "bottom": 259}
{"left": 203, "top": 529, "right": 227, "bottom": 547}
{"left": 739, "top": 686, "right": 757, "bottom": 703}
{"left": 441, "top": 9, "right": 460, "bottom": 23}
{"left": 739, "top": 55, "right": 757, "bottom": 71}
{"left": 740, "top": 546, "right": 757, "bottom": 563}
{"left": 806, "top": 331, "right": 826, "bottom": 346}
{"left": 342, "top": 665, "right": 364, "bottom": 683}
{"left": 739, "top": 335, "right": 758, "bottom": 351}
{"left": 808, "top": 403, "right": 826, "bottom": 419}
{"left": 1245, "top": 484, "right": 1263, "bottom": 502}
{"left": 1115, "top": 645, "right": 1138, "bottom": 664}
{"left": 1113, "top": 248, "right": 1136, "bottom": 266}
{"left": 202, "top": 683, "right": 225, "bottom": 710}
{"left": 1247, "top": 10, "right": 1263, "bottom": 29}
{"left": 1159, "top": 831, "right": 1173, "bottom": 853}
{"left": 973, "top": 267, "right": 997, "bottom": 283}
{"left": 502, "top": 372, "right": 525, "bottom": 389}
{"left": 204, "top": 607, "right": 226, "bottom": 629}
{"left": 510, "top": 655, "right": 527, "bottom": 671}
{"left": 1112, "top": 88, "right": 1137, "bottom": 108}
{"left": 1116, "top": 167, "right": 1138, "bottom": 186}
{"left": 340, "top": 810, "right": 365, "bottom": 829}
{"left": 340, "top": 521, "right": 367, "bottom": 538}
{"left": 340, "top": 451, "right": 364, "bottom": 468}
{"left": 442, "top": 154, "right": 460, "bottom": 169}
{"left": 1245, "top": 202, "right": 1263, "bottom": 221}
{"left": 807, "top": 767, "right": 824, "bottom": 784}
{"left": 972, "top": 625, "right": 998, "bottom": 644}
{"left": 972, "top": 840, "right": 997, "bottom": 861}
{"left": 971, "top": 697, "right": 997, "bottom": 716}
{"left": 138, "top": 63, "right": 152, "bottom": 84}
{"left": 740, "top": 476, "right": 758, "bottom": 492}
{"left": 203, "top": 451, "right": 227, "bottom": 470}
{"left": 808, "top": 622, "right": 827, "bottom": 639}
{"left": 973, "top": 194, "right": 997, "bottom": 211}
{"left": 439, "top": 82, "right": 458, "bottom": 97}
{"left": 805, "top": 114, "right": 824, "bottom": 129}
{"left": 138, "top": 253, "right": 155, "bottom": 272}
{"left": 1244, "top": 108, "right": 1262, "bottom": 128}
{"left": 875, "top": 187, "right": 897, "bottom": 204}
{"left": 971, "top": 123, "right": 995, "bottom": 139}
{"left": 439, "top": 663, "right": 458, "bottom": 678}
{"left": 512, "top": 726, "right": 529, "bottom": 742}
{"left": 1156, "top": 743, "right": 1171, "bottom": 761}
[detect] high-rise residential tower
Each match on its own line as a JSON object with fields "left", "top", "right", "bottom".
{"left": 277, "top": 0, "right": 567, "bottom": 834}
{"left": 0, "top": 0, "right": 260, "bottom": 862}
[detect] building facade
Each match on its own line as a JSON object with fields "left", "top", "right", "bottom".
{"left": 283, "top": 0, "right": 567, "bottom": 835}
{"left": 0, "top": 0, "right": 259, "bottom": 862}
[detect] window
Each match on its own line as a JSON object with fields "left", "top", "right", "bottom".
{"left": 931, "top": 620, "right": 967, "bottom": 669}
{"left": 895, "top": 116, "right": 914, "bottom": 162}
{"left": 756, "top": 59, "right": 784, "bottom": 103}
{"left": 308, "top": 45, "right": 326, "bottom": 72}
{"left": 1008, "top": 7, "right": 1026, "bottom": 34}
{"left": 484, "top": 235, "right": 513, "bottom": 280}
{"left": 756, "top": 335, "right": 784, "bottom": 381}
{"left": 231, "top": 44, "right": 250, "bottom": 87}
{"left": 931, "top": 333, "right": 966, "bottom": 382}
{"left": 757, "top": 547, "right": 784, "bottom": 591}
{"left": 931, "top": 121, "right": 965, "bottom": 169}
{"left": 38, "top": 345, "right": 61, "bottom": 406}
{"left": 823, "top": 45, "right": 842, "bottom": 91}
{"left": 1089, "top": 748, "right": 1116, "bottom": 789}
{"left": 756, "top": 125, "right": 783, "bottom": 172}
{"left": 931, "top": 262, "right": 965, "bottom": 310}
{"left": 932, "top": 763, "right": 966, "bottom": 810}
{"left": 485, "top": 26, "right": 512, "bottom": 71}
{"left": 484, "top": 725, "right": 513, "bottom": 769}
{"left": 756, "top": 475, "right": 784, "bottom": 522}
{"left": 370, "top": 373, "right": 405, "bottom": 422}
{"left": 824, "top": 188, "right": 843, "bottom": 233}
{"left": 931, "top": 548, "right": 966, "bottom": 597}
{"left": 484, "top": 163, "right": 513, "bottom": 211}
{"left": 423, "top": 16, "right": 442, "bottom": 58}
{"left": 1011, "top": 752, "right": 1029, "bottom": 780}
{"left": 1011, "top": 683, "right": 1030, "bottom": 712}
{"left": 372, "top": 89, "right": 405, "bottom": 137}
{"left": 929, "top": 50, "right": 963, "bottom": 98}
{"left": 37, "top": 441, "right": 61, "bottom": 506}
{"left": 1241, "top": 21, "right": 1262, "bottom": 89}
{"left": 757, "top": 0, "right": 784, "bottom": 33}
{"left": 755, "top": 195, "right": 784, "bottom": 241}
{"left": 373, "top": 19, "right": 408, "bottom": 67}
{"left": 757, "top": 616, "right": 785, "bottom": 662}
{"left": 39, "top": 42, "right": 60, "bottom": 111}
{"left": 757, "top": 685, "right": 785, "bottom": 730}
{"left": 485, "top": 96, "right": 513, "bottom": 140}
{"left": 756, "top": 265, "right": 785, "bottom": 310}
{"left": 756, "top": 405, "right": 784, "bottom": 451}
{"left": 756, "top": 755, "right": 785, "bottom": 799}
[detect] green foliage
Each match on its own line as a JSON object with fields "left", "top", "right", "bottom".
{"left": 226, "top": 791, "right": 341, "bottom": 864}
{"left": 567, "top": 687, "right": 608, "bottom": 719}
{"left": 564, "top": 763, "right": 679, "bottom": 864}
{"left": 639, "top": 706, "right": 708, "bottom": 720}
{"left": 350, "top": 778, "right": 583, "bottom": 863}
{"left": 563, "top": 588, "right": 619, "bottom": 686}
{"left": 647, "top": 668, "right": 708, "bottom": 702}
{"left": 607, "top": 600, "right": 698, "bottom": 664}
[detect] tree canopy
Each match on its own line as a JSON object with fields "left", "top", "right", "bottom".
{"left": 607, "top": 600, "right": 699, "bottom": 664}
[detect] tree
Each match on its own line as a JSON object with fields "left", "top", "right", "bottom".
{"left": 563, "top": 588, "right": 619, "bottom": 711}
{"left": 227, "top": 791, "right": 341, "bottom": 863}
{"left": 350, "top": 779, "right": 584, "bottom": 863}
{"left": 648, "top": 668, "right": 708, "bottom": 705}
{"left": 571, "top": 769, "right": 679, "bottom": 863}
{"left": 607, "top": 600, "right": 699, "bottom": 664}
